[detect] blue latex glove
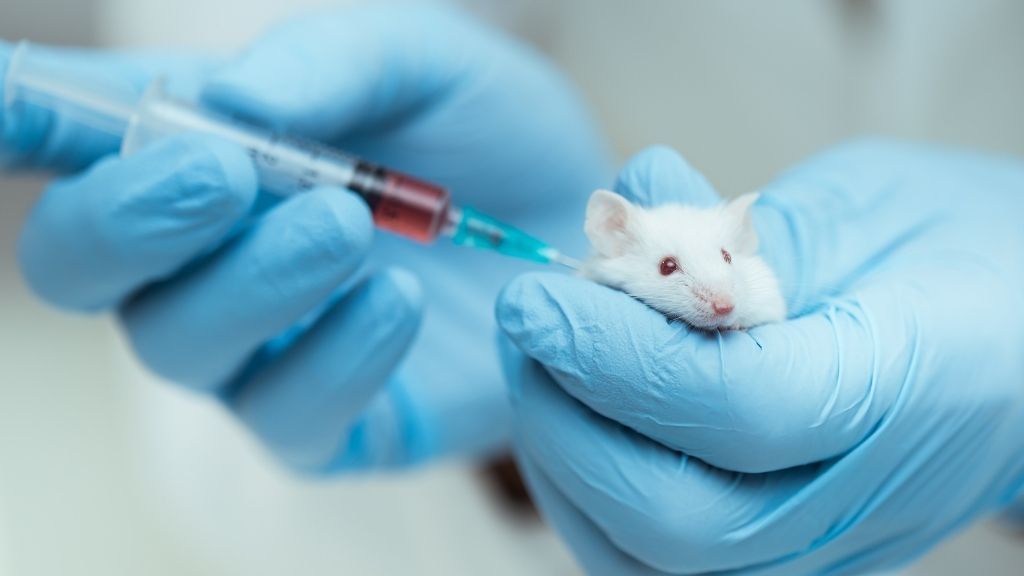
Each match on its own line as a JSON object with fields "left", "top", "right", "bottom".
{"left": 497, "top": 143, "right": 1024, "bottom": 574}
{"left": 3, "top": 3, "right": 609, "bottom": 472}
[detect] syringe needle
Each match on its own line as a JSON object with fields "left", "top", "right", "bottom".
{"left": 547, "top": 251, "right": 583, "bottom": 271}
{"left": 446, "top": 206, "right": 583, "bottom": 270}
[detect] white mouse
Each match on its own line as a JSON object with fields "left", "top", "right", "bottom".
{"left": 580, "top": 189, "right": 786, "bottom": 330}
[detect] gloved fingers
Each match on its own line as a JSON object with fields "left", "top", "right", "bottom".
{"left": 120, "top": 186, "right": 373, "bottom": 391}
{"left": 226, "top": 268, "right": 422, "bottom": 472}
{"left": 613, "top": 145, "right": 721, "bottom": 208}
{"left": 514, "top": 450, "right": 669, "bottom": 576}
{"left": 314, "top": 373, "right": 511, "bottom": 472}
{"left": 503, "top": 339, "right": 828, "bottom": 574}
{"left": 17, "top": 133, "right": 257, "bottom": 311}
{"left": 520, "top": 401, "right": 949, "bottom": 576}
{"left": 1, "top": 40, "right": 206, "bottom": 172}
{"left": 200, "top": 3, "right": 483, "bottom": 141}
{"left": 498, "top": 272, "right": 906, "bottom": 474}
{"left": 748, "top": 139, "right": 949, "bottom": 315}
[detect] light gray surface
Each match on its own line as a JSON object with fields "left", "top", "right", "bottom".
{"left": 2, "top": 1, "right": 1024, "bottom": 574}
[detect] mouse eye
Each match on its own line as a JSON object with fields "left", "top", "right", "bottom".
{"left": 659, "top": 256, "right": 680, "bottom": 276}
{"left": 721, "top": 248, "right": 732, "bottom": 264}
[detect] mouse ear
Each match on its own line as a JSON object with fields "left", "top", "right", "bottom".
{"left": 585, "top": 189, "right": 638, "bottom": 257}
{"left": 724, "top": 192, "right": 760, "bottom": 254}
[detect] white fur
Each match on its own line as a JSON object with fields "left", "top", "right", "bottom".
{"left": 581, "top": 190, "right": 786, "bottom": 330}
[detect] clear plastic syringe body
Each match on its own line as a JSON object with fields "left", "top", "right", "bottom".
{"left": 4, "top": 41, "right": 451, "bottom": 243}
{"left": 3, "top": 41, "right": 581, "bottom": 268}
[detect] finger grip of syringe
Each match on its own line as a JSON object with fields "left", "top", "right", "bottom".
{"left": 123, "top": 82, "right": 452, "bottom": 243}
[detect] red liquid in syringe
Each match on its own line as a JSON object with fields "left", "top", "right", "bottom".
{"left": 347, "top": 162, "right": 451, "bottom": 243}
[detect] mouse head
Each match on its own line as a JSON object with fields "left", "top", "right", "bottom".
{"left": 584, "top": 189, "right": 761, "bottom": 328}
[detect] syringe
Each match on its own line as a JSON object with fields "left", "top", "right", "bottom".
{"left": 2, "top": 41, "right": 581, "bottom": 269}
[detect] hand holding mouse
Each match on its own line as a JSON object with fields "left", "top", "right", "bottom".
{"left": 496, "top": 142, "right": 1024, "bottom": 574}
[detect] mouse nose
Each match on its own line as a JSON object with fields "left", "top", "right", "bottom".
{"left": 712, "top": 298, "right": 734, "bottom": 316}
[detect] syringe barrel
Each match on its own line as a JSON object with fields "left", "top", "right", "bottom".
{"left": 124, "top": 84, "right": 451, "bottom": 242}
{"left": 3, "top": 40, "right": 452, "bottom": 244}
{"left": 5, "top": 44, "right": 566, "bottom": 264}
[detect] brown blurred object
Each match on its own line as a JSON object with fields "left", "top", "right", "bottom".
{"left": 480, "top": 455, "right": 538, "bottom": 519}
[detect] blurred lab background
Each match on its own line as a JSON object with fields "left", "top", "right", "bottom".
{"left": 2, "top": 0, "right": 1024, "bottom": 574}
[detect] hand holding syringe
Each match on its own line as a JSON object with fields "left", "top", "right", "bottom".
{"left": 4, "top": 4, "right": 610, "bottom": 474}
{"left": 4, "top": 41, "right": 580, "bottom": 269}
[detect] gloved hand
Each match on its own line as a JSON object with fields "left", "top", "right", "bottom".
{"left": 3, "top": 3, "right": 609, "bottom": 472}
{"left": 497, "top": 143, "right": 1024, "bottom": 574}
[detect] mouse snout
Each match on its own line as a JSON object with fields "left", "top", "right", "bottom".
{"left": 693, "top": 287, "right": 734, "bottom": 316}
{"left": 712, "top": 298, "right": 734, "bottom": 317}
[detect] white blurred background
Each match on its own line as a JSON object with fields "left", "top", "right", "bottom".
{"left": 2, "top": 1, "right": 1024, "bottom": 574}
